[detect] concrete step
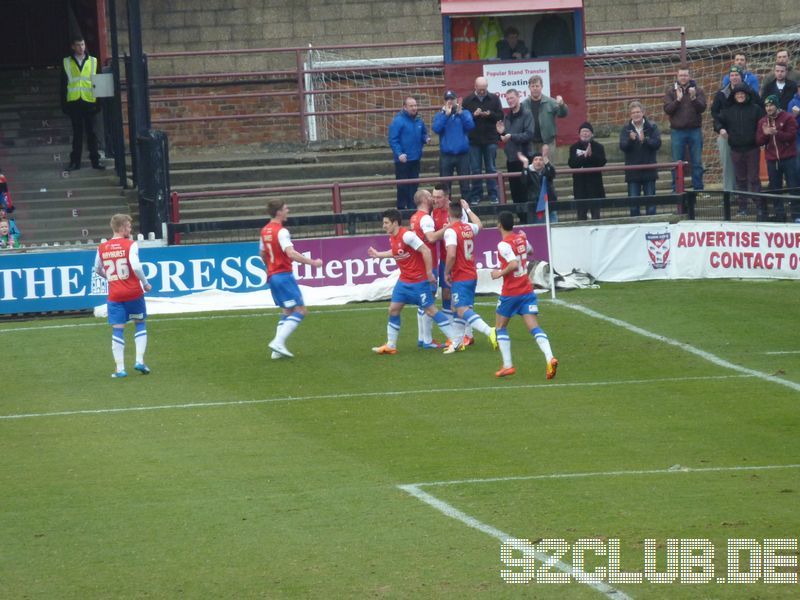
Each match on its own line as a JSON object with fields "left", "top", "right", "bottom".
{"left": 0, "top": 143, "right": 73, "bottom": 156}
{"left": 169, "top": 158, "right": 429, "bottom": 186}
{"left": 0, "top": 134, "right": 72, "bottom": 148}
{"left": 9, "top": 168, "right": 119, "bottom": 195}
{"left": 4, "top": 154, "right": 116, "bottom": 172}
{"left": 14, "top": 203, "right": 127, "bottom": 221}
{"left": 13, "top": 190, "right": 128, "bottom": 207}
{"left": 170, "top": 147, "right": 407, "bottom": 170}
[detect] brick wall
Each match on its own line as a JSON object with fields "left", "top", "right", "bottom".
{"left": 117, "top": 0, "right": 442, "bottom": 71}
{"left": 584, "top": 0, "right": 796, "bottom": 44}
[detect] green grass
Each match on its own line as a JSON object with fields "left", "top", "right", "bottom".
{"left": 1, "top": 279, "right": 799, "bottom": 598}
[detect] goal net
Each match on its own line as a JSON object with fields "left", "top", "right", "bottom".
{"left": 585, "top": 26, "right": 800, "bottom": 187}
{"left": 304, "top": 47, "right": 444, "bottom": 144}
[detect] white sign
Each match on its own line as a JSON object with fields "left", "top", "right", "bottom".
{"left": 483, "top": 61, "right": 551, "bottom": 108}
{"left": 551, "top": 222, "right": 800, "bottom": 282}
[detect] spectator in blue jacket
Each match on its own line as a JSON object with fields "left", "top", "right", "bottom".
{"left": 788, "top": 89, "right": 800, "bottom": 171}
{"left": 432, "top": 90, "right": 475, "bottom": 201}
{"left": 721, "top": 53, "right": 760, "bottom": 94}
{"left": 389, "top": 97, "right": 430, "bottom": 210}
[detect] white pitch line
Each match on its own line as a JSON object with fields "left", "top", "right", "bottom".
{"left": 0, "top": 374, "right": 752, "bottom": 421}
{"left": 398, "top": 463, "right": 800, "bottom": 598}
{"left": 0, "top": 300, "right": 508, "bottom": 335}
{"left": 405, "top": 462, "right": 800, "bottom": 489}
{"left": 764, "top": 350, "right": 800, "bottom": 355}
{"left": 0, "top": 305, "right": 388, "bottom": 334}
{"left": 554, "top": 299, "right": 800, "bottom": 393}
{"left": 397, "top": 483, "right": 632, "bottom": 600}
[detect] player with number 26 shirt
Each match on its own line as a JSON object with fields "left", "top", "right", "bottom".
{"left": 94, "top": 214, "right": 152, "bottom": 379}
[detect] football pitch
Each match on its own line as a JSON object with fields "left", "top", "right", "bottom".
{"left": 2, "top": 279, "right": 799, "bottom": 599}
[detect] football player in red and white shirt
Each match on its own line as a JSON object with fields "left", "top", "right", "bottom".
{"left": 260, "top": 200, "right": 323, "bottom": 359}
{"left": 490, "top": 211, "right": 558, "bottom": 379}
{"left": 442, "top": 199, "right": 497, "bottom": 353}
{"left": 368, "top": 209, "right": 458, "bottom": 354}
{"left": 93, "top": 213, "right": 152, "bottom": 378}
{"left": 408, "top": 189, "right": 443, "bottom": 348}
{"left": 431, "top": 183, "right": 475, "bottom": 344}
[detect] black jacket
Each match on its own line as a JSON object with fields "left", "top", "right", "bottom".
{"left": 718, "top": 85, "right": 766, "bottom": 151}
{"left": 567, "top": 139, "right": 607, "bottom": 199}
{"left": 461, "top": 91, "right": 503, "bottom": 145}
{"left": 501, "top": 106, "right": 534, "bottom": 161}
{"left": 521, "top": 162, "right": 557, "bottom": 205}
{"left": 619, "top": 118, "right": 662, "bottom": 183}
{"left": 760, "top": 78, "right": 798, "bottom": 111}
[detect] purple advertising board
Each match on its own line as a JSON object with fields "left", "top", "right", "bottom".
{"left": 289, "top": 225, "right": 549, "bottom": 286}
{"left": 0, "top": 225, "right": 549, "bottom": 313}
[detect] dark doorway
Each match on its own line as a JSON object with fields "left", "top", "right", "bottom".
{"left": 0, "top": 0, "right": 104, "bottom": 69}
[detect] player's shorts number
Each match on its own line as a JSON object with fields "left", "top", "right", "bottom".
{"left": 453, "top": 292, "right": 460, "bottom": 304}
{"left": 419, "top": 292, "right": 428, "bottom": 305}
{"left": 103, "top": 258, "right": 130, "bottom": 282}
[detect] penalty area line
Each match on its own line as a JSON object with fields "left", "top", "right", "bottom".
{"left": 397, "top": 462, "right": 800, "bottom": 598}
{"left": 553, "top": 299, "right": 800, "bottom": 393}
{"left": 0, "top": 374, "right": 751, "bottom": 421}
{"left": 397, "top": 483, "right": 633, "bottom": 600}
{"left": 404, "top": 462, "right": 800, "bottom": 488}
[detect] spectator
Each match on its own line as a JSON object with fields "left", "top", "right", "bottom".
{"left": 619, "top": 101, "right": 662, "bottom": 217}
{"left": 788, "top": 89, "right": 800, "bottom": 170}
{"left": 496, "top": 88, "right": 533, "bottom": 207}
{"left": 567, "top": 122, "right": 606, "bottom": 220}
{"left": 388, "top": 96, "right": 429, "bottom": 210}
{"left": 721, "top": 53, "right": 760, "bottom": 94}
{"left": 61, "top": 36, "right": 104, "bottom": 171}
{"left": 0, "top": 171, "right": 14, "bottom": 216}
{"left": 712, "top": 66, "right": 745, "bottom": 191}
{"left": 432, "top": 90, "right": 475, "bottom": 202}
{"left": 518, "top": 151, "right": 557, "bottom": 224}
{"left": 0, "top": 218, "right": 20, "bottom": 249}
{"left": 755, "top": 95, "right": 799, "bottom": 220}
{"left": 476, "top": 17, "right": 503, "bottom": 60}
{"left": 0, "top": 171, "right": 20, "bottom": 240}
{"left": 462, "top": 76, "right": 504, "bottom": 205}
{"left": 761, "top": 64, "right": 798, "bottom": 111}
{"left": 521, "top": 75, "right": 568, "bottom": 158}
{"left": 496, "top": 27, "right": 529, "bottom": 60}
{"left": 762, "top": 49, "right": 798, "bottom": 90}
{"left": 718, "top": 84, "right": 766, "bottom": 218}
{"left": 664, "top": 67, "right": 706, "bottom": 192}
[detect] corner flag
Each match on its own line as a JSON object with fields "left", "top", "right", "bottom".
{"left": 536, "top": 177, "right": 548, "bottom": 222}
{"left": 537, "top": 176, "right": 556, "bottom": 299}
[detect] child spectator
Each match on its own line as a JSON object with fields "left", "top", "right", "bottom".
{"left": 0, "top": 218, "right": 20, "bottom": 249}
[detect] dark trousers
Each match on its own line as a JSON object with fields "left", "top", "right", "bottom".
{"left": 766, "top": 157, "right": 800, "bottom": 218}
{"left": 68, "top": 103, "right": 100, "bottom": 165}
{"left": 731, "top": 148, "right": 761, "bottom": 214}
{"left": 439, "top": 152, "right": 470, "bottom": 200}
{"left": 395, "top": 159, "right": 420, "bottom": 210}
{"left": 506, "top": 159, "right": 526, "bottom": 202}
{"left": 576, "top": 200, "right": 600, "bottom": 221}
{"left": 506, "top": 160, "right": 531, "bottom": 223}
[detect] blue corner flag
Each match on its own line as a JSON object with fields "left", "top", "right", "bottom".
{"left": 536, "top": 177, "right": 548, "bottom": 220}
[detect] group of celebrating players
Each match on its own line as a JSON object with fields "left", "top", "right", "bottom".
{"left": 94, "top": 189, "right": 558, "bottom": 380}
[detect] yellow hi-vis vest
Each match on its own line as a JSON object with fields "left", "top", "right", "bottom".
{"left": 63, "top": 56, "right": 97, "bottom": 103}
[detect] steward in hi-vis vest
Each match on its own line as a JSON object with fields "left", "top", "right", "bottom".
{"left": 60, "top": 37, "right": 104, "bottom": 171}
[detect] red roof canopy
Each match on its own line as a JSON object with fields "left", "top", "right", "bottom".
{"left": 441, "top": 0, "right": 582, "bottom": 14}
